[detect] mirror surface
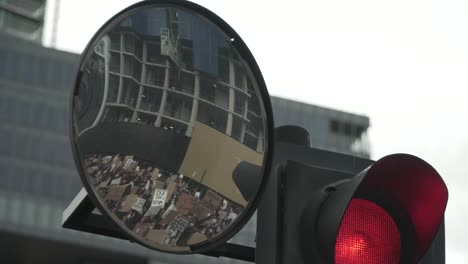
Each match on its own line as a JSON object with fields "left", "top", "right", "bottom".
{"left": 72, "top": 4, "right": 268, "bottom": 253}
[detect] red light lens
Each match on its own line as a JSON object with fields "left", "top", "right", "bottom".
{"left": 335, "top": 198, "right": 401, "bottom": 264}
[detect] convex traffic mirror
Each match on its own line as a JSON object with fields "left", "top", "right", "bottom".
{"left": 70, "top": 0, "right": 273, "bottom": 254}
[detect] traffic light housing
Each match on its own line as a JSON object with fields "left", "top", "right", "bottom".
{"left": 256, "top": 127, "right": 448, "bottom": 264}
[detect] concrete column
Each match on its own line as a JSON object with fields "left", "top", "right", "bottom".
{"left": 186, "top": 72, "right": 200, "bottom": 136}
{"left": 256, "top": 129, "right": 264, "bottom": 153}
{"left": 155, "top": 60, "right": 170, "bottom": 127}
{"left": 132, "top": 41, "right": 147, "bottom": 122}
{"left": 116, "top": 33, "right": 124, "bottom": 104}
{"left": 226, "top": 59, "right": 235, "bottom": 135}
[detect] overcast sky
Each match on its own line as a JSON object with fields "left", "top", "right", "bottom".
{"left": 43, "top": 0, "right": 468, "bottom": 262}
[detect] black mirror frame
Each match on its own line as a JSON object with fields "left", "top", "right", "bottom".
{"left": 68, "top": 0, "right": 275, "bottom": 254}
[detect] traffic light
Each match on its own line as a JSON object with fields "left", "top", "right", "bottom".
{"left": 256, "top": 126, "right": 448, "bottom": 264}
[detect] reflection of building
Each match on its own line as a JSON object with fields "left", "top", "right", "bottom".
{"left": 0, "top": 0, "right": 45, "bottom": 43}
{"left": 76, "top": 9, "right": 264, "bottom": 152}
{"left": 1, "top": 35, "right": 401, "bottom": 264}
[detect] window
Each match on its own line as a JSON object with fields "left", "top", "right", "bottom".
{"left": 123, "top": 55, "right": 141, "bottom": 79}
{"left": 0, "top": 129, "right": 13, "bottom": 156}
{"left": 109, "top": 53, "right": 121, "bottom": 73}
{"left": 140, "top": 88, "right": 162, "bottom": 112}
{"left": 234, "top": 91, "right": 246, "bottom": 115}
{"left": 32, "top": 101, "right": 46, "bottom": 129}
{"left": 107, "top": 75, "right": 119, "bottom": 103}
{"left": 218, "top": 57, "right": 230, "bottom": 83}
{"left": 147, "top": 42, "right": 165, "bottom": 64}
{"left": 110, "top": 32, "right": 121, "bottom": 50}
{"left": 165, "top": 92, "right": 193, "bottom": 122}
{"left": 234, "top": 63, "right": 244, "bottom": 88}
{"left": 199, "top": 77, "right": 216, "bottom": 102}
{"left": 121, "top": 79, "right": 139, "bottom": 107}
{"left": 0, "top": 48, "right": 6, "bottom": 78}
{"left": 343, "top": 122, "right": 352, "bottom": 136}
{"left": 330, "top": 120, "right": 340, "bottom": 133}
{"left": 146, "top": 65, "right": 165, "bottom": 87}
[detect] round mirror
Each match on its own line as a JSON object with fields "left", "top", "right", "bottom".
{"left": 70, "top": 0, "right": 273, "bottom": 254}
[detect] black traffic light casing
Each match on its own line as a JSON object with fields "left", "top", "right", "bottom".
{"left": 256, "top": 127, "right": 448, "bottom": 264}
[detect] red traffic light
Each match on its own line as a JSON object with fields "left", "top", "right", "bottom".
{"left": 335, "top": 198, "right": 401, "bottom": 264}
{"left": 353, "top": 154, "right": 449, "bottom": 263}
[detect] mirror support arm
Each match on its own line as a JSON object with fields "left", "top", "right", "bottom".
{"left": 62, "top": 188, "right": 255, "bottom": 262}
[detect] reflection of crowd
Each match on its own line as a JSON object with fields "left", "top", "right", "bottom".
{"left": 85, "top": 154, "right": 244, "bottom": 247}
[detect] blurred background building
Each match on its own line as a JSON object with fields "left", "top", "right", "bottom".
{"left": 0, "top": 2, "right": 371, "bottom": 263}
{"left": 0, "top": 0, "right": 46, "bottom": 43}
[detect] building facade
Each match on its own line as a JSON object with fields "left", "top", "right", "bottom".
{"left": 0, "top": 31, "right": 372, "bottom": 263}
{"left": 0, "top": 0, "right": 45, "bottom": 43}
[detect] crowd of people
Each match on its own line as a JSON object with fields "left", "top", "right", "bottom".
{"left": 84, "top": 153, "right": 244, "bottom": 247}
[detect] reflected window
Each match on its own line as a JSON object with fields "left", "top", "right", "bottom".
{"left": 146, "top": 65, "right": 165, "bottom": 87}
{"left": 136, "top": 112, "right": 157, "bottom": 125}
{"left": 234, "top": 91, "right": 246, "bottom": 115}
{"left": 177, "top": 71, "right": 194, "bottom": 94}
{"left": 121, "top": 78, "right": 139, "bottom": 107}
{"left": 110, "top": 32, "right": 121, "bottom": 50}
{"left": 180, "top": 44, "right": 193, "bottom": 70}
{"left": 147, "top": 42, "right": 165, "bottom": 65}
{"left": 199, "top": 77, "right": 216, "bottom": 103}
{"left": 231, "top": 116, "right": 244, "bottom": 141}
{"left": 234, "top": 63, "right": 244, "bottom": 89}
{"left": 243, "top": 133, "right": 258, "bottom": 151}
{"left": 165, "top": 92, "right": 193, "bottom": 122}
{"left": 124, "top": 33, "right": 142, "bottom": 58}
{"left": 110, "top": 52, "right": 121, "bottom": 73}
{"left": 197, "top": 101, "right": 228, "bottom": 132}
{"left": 160, "top": 118, "right": 188, "bottom": 135}
{"left": 218, "top": 56, "right": 229, "bottom": 83}
{"left": 247, "top": 84, "right": 260, "bottom": 115}
{"left": 214, "top": 84, "right": 229, "bottom": 109}
{"left": 140, "top": 87, "right": 162, "bottom": 112}
{"left": 123, "top": 54, "right": 142, "bottom": 79}
{"left": 107, "top": 75, "right": 120, "bottom": 103}
{"left": 102, "top": 106, "right": 133, "bottom": 122}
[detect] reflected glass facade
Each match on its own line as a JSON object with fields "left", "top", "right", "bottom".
{"left": 0, "top": 34, "right": 371, "bottom": 263}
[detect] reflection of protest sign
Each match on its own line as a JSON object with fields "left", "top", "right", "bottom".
{"left": 105, "top": 184, "right": 131, "bottom": 200}
{"left": 132, "top": 197, "right": 146, "bottom": 214}
{"left": 143, "top": 189, "right": 167, "bottom": 217}
{"left": 202, "top": 190, "right": 223, "bottom": 210}
{"left": 152, "top": 189, "right": 167, "bottom": 207}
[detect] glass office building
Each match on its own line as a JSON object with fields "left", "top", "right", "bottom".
{"left": 0, "top": 32, "right": 373, "bottom": 263}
